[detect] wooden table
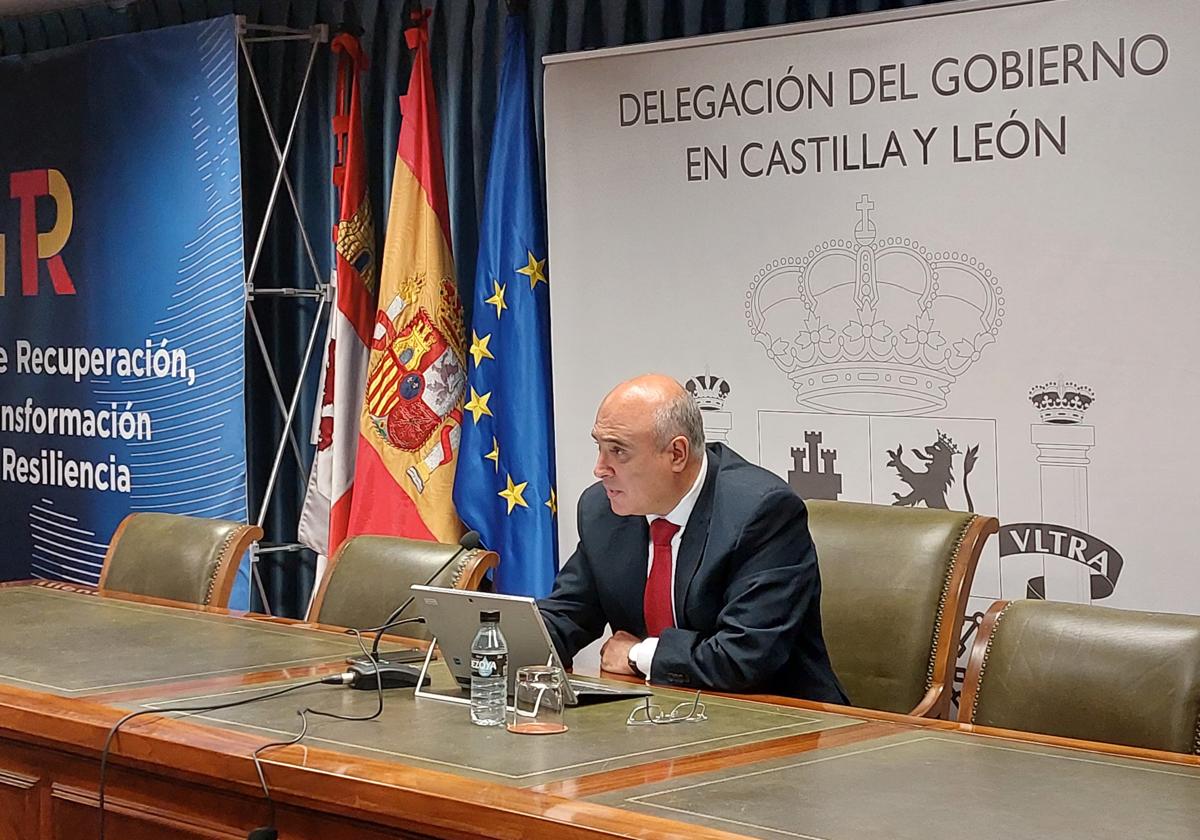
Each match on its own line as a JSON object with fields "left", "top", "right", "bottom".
{"left": 0, "top": 581, "right": 1196, "bottom": 839}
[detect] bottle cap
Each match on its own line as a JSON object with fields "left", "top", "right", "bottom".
{"left": 480, "top": 610, "right": 500, "bottom": 623}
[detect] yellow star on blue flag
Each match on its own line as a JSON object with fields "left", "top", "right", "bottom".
{"left": 464, "top": 387, "right": 493, "bottom": 422}
{"left": 469, "top": 331, "right": 495, "bottom": 367}
{"left": 498, "top": 473, "right": 529, "bottom": 514}
{"left": 517, "top": 250, "right": 547, "bottom": 290}
{"left": 484, "top": 279, "right": 507, "bottom": 319}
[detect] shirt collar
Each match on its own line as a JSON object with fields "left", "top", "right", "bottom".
{"left": 647, "top": 450, "right": 708, "bottom": 530}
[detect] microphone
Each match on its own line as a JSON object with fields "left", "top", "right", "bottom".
{"left": 346, "top": 530, "right": 483, "bottom": 670}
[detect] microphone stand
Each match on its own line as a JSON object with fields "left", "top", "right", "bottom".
{"left": 346, "top": 531, "right": 482, "bottom": 669}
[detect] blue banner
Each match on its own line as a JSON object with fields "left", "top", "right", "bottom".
{"left": 454, "top": 14, "right": 558, "bottom": 597}
{"left": 0, "top": 18, "right": 250, "bottom": 606}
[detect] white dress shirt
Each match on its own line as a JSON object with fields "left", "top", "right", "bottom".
{"left": 629, "top": 452, "right": 709, "bottom": 677}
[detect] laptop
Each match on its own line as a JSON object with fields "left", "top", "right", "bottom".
{"left": 411, "top": 585, "right": 651, "bottom": 705}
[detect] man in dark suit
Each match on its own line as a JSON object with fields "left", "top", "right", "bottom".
{"left": 538, "top": 374, "right": 847, "bottom": 703}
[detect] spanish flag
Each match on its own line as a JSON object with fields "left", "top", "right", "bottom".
{"left": 346, "top": 13, "right": 465, "bottom": 544}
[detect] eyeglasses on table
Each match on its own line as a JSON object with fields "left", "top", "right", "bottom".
{"left": 626, "top": 690, "right": 707, "bottom": 726}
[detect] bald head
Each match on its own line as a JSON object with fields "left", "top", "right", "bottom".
{"left": 601, "top": 375, "right": 706, "bottom": 456}
{"left": 591, "top": 375, "right": 706, "bottom": 516}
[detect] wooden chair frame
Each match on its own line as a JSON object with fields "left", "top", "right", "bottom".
{"left": 908, "top": 513, "right": 999, "bottom": 718}
{"left": 957, "top": 598, "right": 1010, "bottom": 723}
{"left": 98, "top": 513, "right": 262, "bottom": 609}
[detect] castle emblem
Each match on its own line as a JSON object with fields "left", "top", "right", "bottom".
{"left": 787, "top": 431, "right": 842, "bottom": 500}
{"left": 334, "top": 196, "right": 377, "bottom": 293}
{"left": 746, "top": 195, "right": 1004, "bottom": 415}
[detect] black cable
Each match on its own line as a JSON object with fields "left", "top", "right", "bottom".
{"left": 96, "top": 676, "right": 328, "bottom": 840}
{"left": 364, "top": 596, "right": 423, "bottom": 658}
{"left": 99, "top": 622, "right": 428, "bottom": 840}
{"left": 307, "top": 627, "right": 386, "bottom": 722}
{"left": 248, "top": 626, "right": 394, "bottom": 838}
{"left": 250, "top": 710, "right": 309, "bottom": 838}
{"left": 354, "top": 530, "right": 480, "bottom": 666}
{"left": 358, "top": 614, "right": 427, "bottom": 639}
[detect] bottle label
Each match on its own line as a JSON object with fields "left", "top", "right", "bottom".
{"left": 471, "top": 653, "right": 507, "bottom": 679}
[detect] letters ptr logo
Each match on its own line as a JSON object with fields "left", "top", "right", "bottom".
{"left": 0, "top": 168, "right": 76, "bottom": 297}
{"left": 746, "top": 195, "right": 1002, "bottom": 415}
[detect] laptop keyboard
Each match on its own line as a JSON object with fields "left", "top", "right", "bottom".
{"left": 568, "top": 678, "right": 623, "bottom": 693}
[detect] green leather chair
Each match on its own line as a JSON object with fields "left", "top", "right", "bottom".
{"left": 961, "top": 599, "right": 1200, "bottom": 754}
{"left": 807, "top": 500, "right": 998, "bottom": 717}
{"left": 309, "top": 535, "right": 499, "bottom": 639}
{"left": 99, "top": 512, "right": 262, "bottom": 608}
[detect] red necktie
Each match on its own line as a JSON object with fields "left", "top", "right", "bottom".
{"left": 644, "top": 518, "right": 680, "bottom": 638}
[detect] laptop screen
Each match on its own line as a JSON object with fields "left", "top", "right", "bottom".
{"left": 410, "top": 585, "right": 563, "bottom": 695}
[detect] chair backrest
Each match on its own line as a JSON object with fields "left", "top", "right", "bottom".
{"left": 99, "top": 513, "right": 262, "bottom": 608}
{"left": 961, "top": 599, "right": 1200, "bottom": 754}
{"left": 309, "top": 535, "right": 499, "bottom": 638}
{"left": 807, "top": 500, "right": 997, "bottom": 717}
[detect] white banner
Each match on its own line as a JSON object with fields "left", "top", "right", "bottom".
{"left": 544, "top": 0, "right": 1200, "bottom": 639}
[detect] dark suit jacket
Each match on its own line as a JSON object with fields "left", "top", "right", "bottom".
{"left": 538, "top": 443, "right": 847, "bottom": 703}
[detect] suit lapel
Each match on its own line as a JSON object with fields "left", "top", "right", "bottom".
{"left": 674, "top": 445, "right": 719, "bottom": 626}
{"left": 613, "top": 515, "right": 650, "bottom": 635}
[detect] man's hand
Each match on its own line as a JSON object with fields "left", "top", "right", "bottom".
{"left": 600, "top": 630, "right": 641, "bottom": 675}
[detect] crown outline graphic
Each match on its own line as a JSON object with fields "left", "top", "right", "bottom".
{"left": 746, "top": 195, "right": 1004, "bottom": 415}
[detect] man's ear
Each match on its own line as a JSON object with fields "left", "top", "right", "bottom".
{"left": 669, "top": 436, "right": 690, "bottom": 471}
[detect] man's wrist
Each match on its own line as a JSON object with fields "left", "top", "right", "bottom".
{"left": 631, "top": 637, "right": 659, "bottom": 678}
{"left": 627, "top": 640, "right": 644, "bottom": 675}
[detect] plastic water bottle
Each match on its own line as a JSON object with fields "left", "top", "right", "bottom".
{"left": 470, "top": 610, "right": 507, "bottom": 726}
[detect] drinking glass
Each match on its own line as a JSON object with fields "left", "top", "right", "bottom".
{"left": 507, "top": 665, "right": 567, "bottom": 734}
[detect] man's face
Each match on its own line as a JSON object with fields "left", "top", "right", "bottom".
{"left": 591, "top": 398, "right": 678, "bottom": 516}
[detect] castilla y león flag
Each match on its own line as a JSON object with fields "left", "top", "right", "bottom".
{"left": 297, "top": 33, "right": 378, "bottom": 560}
{"left": 346, "top": 15, "right": 465, "bottom": 544}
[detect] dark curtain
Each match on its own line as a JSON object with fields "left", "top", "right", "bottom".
{"left": 1, "top": 0, "right": 944, "bottom": 616}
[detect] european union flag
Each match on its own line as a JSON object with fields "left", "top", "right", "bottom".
{"left": 454, "top": 13, "right": 557, "bottom": 597}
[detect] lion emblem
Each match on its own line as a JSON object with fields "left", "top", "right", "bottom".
{"left": 886, "top": 430, "right": 979, "bottom": 511}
